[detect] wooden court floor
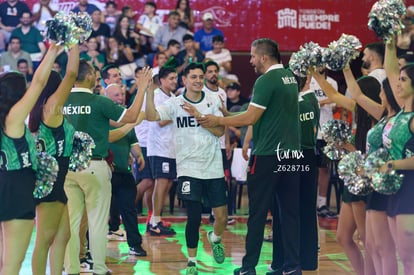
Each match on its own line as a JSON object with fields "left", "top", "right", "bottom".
{"left": 20, "top": 214, "right": 357, "bottom": 275}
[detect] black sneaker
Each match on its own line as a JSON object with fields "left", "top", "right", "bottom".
{"left": 234, "top": 267, "right": 256, "bottom": 275}
{"left": 317, "top": 205, "right": 337, "bottom": 219}
{"left": 186, "top": 261, "right": 198, "bottom": 275}
{"left": 80, "top": 257, "right": 93, "bottom": 273}
{"left": 129, "top": 245, "right": 147, "bottom": 256}
{"left": 149, "top": 222, "right": 176, "bottom": 236}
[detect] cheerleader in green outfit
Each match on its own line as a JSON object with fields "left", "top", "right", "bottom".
{"left": 28, "top": 44, "right": 79, "bottom": 275}
{"left": 380, "top": 64, "right": 414, "bottom": 275}
{"left": 311, "top": 70, "right": 382, "bottom": 275}
{"left": 0, "top": 43, "right": 60, "bottom": 275}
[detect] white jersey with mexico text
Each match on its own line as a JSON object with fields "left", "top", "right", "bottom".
{"left": 310, "top": 76, "right": 337, "bottom": 139}
{"left": 134, "top": 94, "right": 149, "bottom": 147}
{"left": 156, "top": 91, "right": 224, "bottom": 179}
{"left": 147, "top": 88, "right": 176, "bottom": 158}
{"left": 203, "top": 85, "right": 226, "bottom": 149}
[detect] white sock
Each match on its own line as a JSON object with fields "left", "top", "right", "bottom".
{"left": 152, "top": 216, "right": 161, "bottom": 227}
{"left": 210, "top": 231, "right": 221, "bottom": 242}
{"left": 188, "top": 257, "right": 197, "bottom": 264}
{"left": 317, "top": 196, "right": 326, "bottom": 208}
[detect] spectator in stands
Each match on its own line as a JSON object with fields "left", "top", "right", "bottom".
{"left": 396, "top": 15, "right": 414, "bottom": 56}
{"left": 136, "top": 1, "right": 162, "bottom": 55}
{"left": 71, "top": 0, "right": 99, "bottom": 15}
{"left": 113, "top": 15, "right": 140, "bottom": 55}
{"left": 31, "top": 0, "right": 58, "bottom": 33}
{"left": 11, "top": 11, "right": 46, "bottom": 68}
{"left": 152, "top": 10, "right": 188, "bottom": 53}
{"left": 226, "top": 82, "right": 249, "bottom": 111}
{"left": 0, "top": 36, "right": 32, "bottom": 73}
{"left": 102, "top": 0, "right": 121, "bottom": 35}
{"left": 0, "top": 0, "right": 30, "bottom": 50}
{"left": 151, "top": 51, "right": 168, "bottom": 76}
{"left": 121, "top": 6, "right": 137, "bottom": 32}
{"left": 17, "top": 58, "right": 32, "bottom": 84}
{"left": 176, "top": 34, "right": 204, "bottom": 74}
{"left": 205, "top": 35, "right": 235, "bottom": 80}
{"left": 175, "top": 0, "right": 194, "bottom": 30}
{"left": 90, "top": 9, "right": 111, "bottom": 52}
{"left": 194, "top": 12, "right": 224, "bottom": 54}
{"left": 80, "top": 36, "right": 106, "bottom": 70}
{"left": 105, "top": 36, "right": 134, "bottom": 66}
{"left": 398, "top": 51, "right": 414, "bottom": 67}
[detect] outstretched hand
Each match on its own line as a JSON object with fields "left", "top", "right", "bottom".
{"left": 136, "top": 66, "right": 153, "bottom": 92}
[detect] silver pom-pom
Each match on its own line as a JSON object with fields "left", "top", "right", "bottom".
{"left": 321, "top": 119, "right": 352, "bottom": 160}
{"left": 368, "top": 0, "right": 406, "bottom": 42}
{"left": 365, "top": 148, "right": 404, "bottom": 194}
{"left": 34, "top": 152, "right": 59, "bottom": 199}
{"left": 338, "top": 151, "right": 373, "bottom": 195}
{"left": 70, "top": 12, "right": 93, "bottom": 44}
{"left": 69, "top": 131, "right": 95, "bottom": 172}
{"left": 289, "top": 42, "right": 324, "bottom": 77}
{"left": 322, "top": 34, "right": 362, "bottom": 71}
{"left": 45, "top": 11, "right": 92, "bottom": 46}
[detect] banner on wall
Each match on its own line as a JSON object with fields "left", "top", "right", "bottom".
{"left": 23, "top": 0, "right": 413, "bottom": 52}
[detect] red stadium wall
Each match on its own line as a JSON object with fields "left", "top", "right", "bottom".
{"left": 22, "top": 0, "right": 414, "bottom": 93}
{"left": 23, "top": 0, "right": 390, "bottom": 52}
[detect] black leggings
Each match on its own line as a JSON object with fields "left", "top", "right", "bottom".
{"left": 185, "top": 200, "right": 203, "bottom": 249}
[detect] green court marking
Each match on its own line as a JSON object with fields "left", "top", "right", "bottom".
{"left": 326, "top": 253, "right": 352, "bottom": 272}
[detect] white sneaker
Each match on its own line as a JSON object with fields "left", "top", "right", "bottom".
{"left": 107, "top": 229, "right": 126, "bottom": 241}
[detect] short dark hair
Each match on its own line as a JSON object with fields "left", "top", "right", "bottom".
{"left": 9, "top": 36, "right": 21, "bottom": 43}
{"left": 17, "top": 59, "right": 28, "bottom": 66}
{"left": 212, "top": 35, "right": 224, "bottom": 43}
{"left": 145, "top": 1, "right": 156, "bottom": 9}
{"left": 398, "top": 51, "right": 414, "bottom": 63}
{"left": 203, "top": 60, "right": 219, "bottom": 71}
{"left": 106, "top": 1, "right": 117, "bottom": 8}
{"left": 167, "top": 39, "right": 180, "bottom": 48}
{"left": 182, "top": 34, "right": 194, "bottom": 42}
{"left": 169, "top": 10, "right": 180, "bottom": 18}
{"left": 159, "top": 66, "right": 176, "bottom": 80}
{"left": 101, "top": 63, "right": 119, "bottom": 80}
{"left": 183, "top": 62, "right": 205, "bottom": 76}
{"left": 135, "top": 66, "right": 143, "bottom": 74}
{"left": 251, "top": 38, "right": 280, "bottom": 62}
{"left": 366, "top": 42, "right": 385, "bottom": 64}
{"left": 122, "top": 6, "right": 132, "bottom": 14}
{"left": 77, "top": 59, "right": 94, "bottom": 82}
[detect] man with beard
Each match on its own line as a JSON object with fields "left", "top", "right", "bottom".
{"left": 361, "top": 42, "right": 386, "bottom": 85}
{"left": 203, "top": 60, "right": 234, "bottom": 223}
{"left": 0, "top": 0, "right": 30, "bottom": 48}
{"left": 194, "top": 38, "right": 302, "bottom": 275}
{"left": 11, "top": 11, "right": 46, "bottom": 68}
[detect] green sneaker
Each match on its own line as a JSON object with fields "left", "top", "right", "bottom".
{"left": 207, "top": 231, "right": 225, "bottom": 264}
{"left": 186, "top": 261, "right": 198, "bottom": 275}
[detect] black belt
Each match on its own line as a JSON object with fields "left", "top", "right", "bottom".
{"left": 91, "top": 157, "right": 104, "bottom": 160}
